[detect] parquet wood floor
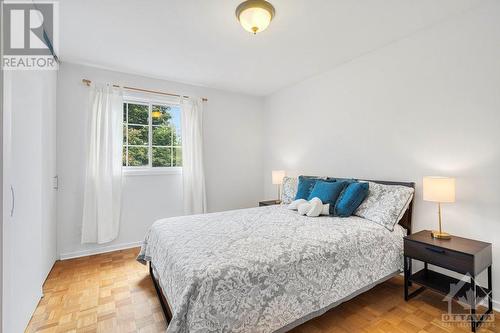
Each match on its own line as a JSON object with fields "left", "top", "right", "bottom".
{"left": 26, "top": 248, "right": 499, "bottom": 333}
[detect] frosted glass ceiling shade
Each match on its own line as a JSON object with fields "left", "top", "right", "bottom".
{"left": 423, "top": 177, "right": 456, "bottom": 203}
{"left": 236, "top": 0, "right": 275, "bottom": 34}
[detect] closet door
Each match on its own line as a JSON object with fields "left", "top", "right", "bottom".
{"left": 41, "top": 71, "right": 58, "bottom": 281}
{"left": 2, "top": 71, "right": 44, "bottom": 333}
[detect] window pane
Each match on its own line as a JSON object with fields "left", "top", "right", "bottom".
{"left": 128, "top": 146, "right": 149, "bottom": 166}
{"left": 152, "top": 147, "right": 172, "bottom": 167}
{"left": 123, "top": 125, "right": 127, "bottom": 144}
{"left": 152, "top": 126, "right": 173, "bottom": 146}
{"left": 122, "top": 146, "right": 127, "bottom": 166}
{"left": 152, "top": 105, "right": 182, "bottom": 144}
{"left": 127, "top": 125, "right": 148, "bottom": 145}
{"left": 127, "top": 103, "right": 148, "bottom": 125}
{"left": 173, "top": 147, "right": 182, "bottom": 167}
{"left": 152, "top": 105, "right": 171, "bottom": 126}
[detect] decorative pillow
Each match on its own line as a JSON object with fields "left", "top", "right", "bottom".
{"left": 354, "top": 182, "right": 414, "bottom": 231}
{"left": 296, "top": 198, "right": 330, "bottom": 217}
{"left": 397, "top": 193, "right": 414, "bottom": 221}
{"left": 297, "top": 202, "right": 312, "bottom": 215}
{"left": 326, "top": 177, "right": 356, "bottom": 183}
{"left": 320, "top": 203, "right": 330, "bottom": 216}
{"left": 295, "top": 176, "right": 326, "bottom": 200}
{"left": 335, "top": 182, "right": 369, "bottom": 217}
{"left": 287, "top": 198, "right": 307, "bottom": 210}
{"left": 281, "top": 176, "right": 298, "bottom": 204}
{"left": 308, "top": 181, "right": 347, "bottom": 214}
{"left": 306, "top": 197, "right": 323, "bottom": 217}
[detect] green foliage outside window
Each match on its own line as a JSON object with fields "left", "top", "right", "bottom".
{"left": 123, "top": 102, "right": 182, "bottom": 168}
{"left": 128, "top": 104, "right": 148, "bottom": 124}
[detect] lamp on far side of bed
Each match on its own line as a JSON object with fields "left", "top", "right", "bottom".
{"left": 272, "top": 170, "right": 286, "bottom": 203}
{"left": 423, "top": 176, "right": 455, "bottom": 240}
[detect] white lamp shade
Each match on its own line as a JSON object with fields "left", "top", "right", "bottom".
{"left": 423, "top": 177, "right": 456, "bottom": 203}
{"left": 272, "top": 170, "right": 285, "bottom": 185}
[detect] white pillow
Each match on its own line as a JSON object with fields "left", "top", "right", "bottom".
{"left": 321, "top": 204, "right": 330, "bottom": 216}
{"left": 281, "top": 176, "right": 298, "bottom": 204}
{"left": 294, "top": 198, "right": 330, "bottom": 217}
{"left": 354, "top": 182, "right": 414, "bottom": 231}
{"left": 287, "top": 199, "right": 307, "bottom": 210}
{"left": 306, "top": 198, "right": 323, "bottom": 217}
{"left": 297, "top": 202, "right": 312, "bottom": 215}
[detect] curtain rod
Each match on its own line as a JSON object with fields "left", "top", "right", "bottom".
{"left": 81, "top": 79, "right": 208, "bottom": 102}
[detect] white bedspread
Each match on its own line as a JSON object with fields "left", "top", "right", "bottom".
{"left": 138, "top": 205, "right": 405, "bottom": 333}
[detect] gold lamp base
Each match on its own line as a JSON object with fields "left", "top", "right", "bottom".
{"left": 431, "top": 230, "right": 451, "bottom": 240}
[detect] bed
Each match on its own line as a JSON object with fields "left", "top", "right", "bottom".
{"left": 138, "top": 180, "right": 414, "bottom": 333}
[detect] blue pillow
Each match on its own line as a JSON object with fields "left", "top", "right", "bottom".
{"left": 308, "top": 181, "right": 347, "bottom": 214}
{"left": 335, "top": 182, "right": 369, "bottom": 217}
{"left": 295, "top": 176, "right": 322, "bottom": 200}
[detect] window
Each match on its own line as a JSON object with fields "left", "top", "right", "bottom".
{"left": 123, "top": 99, "right": 182, "bottom": 172}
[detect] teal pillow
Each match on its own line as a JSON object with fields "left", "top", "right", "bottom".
{"left": 295, "top": 176, "right": 323, "bottom": 200}
{"left": 335, "top": 182, "right": 369, "bottom": 217}
{"left": 308, "top": 181, "right": 347, "bottom": 214}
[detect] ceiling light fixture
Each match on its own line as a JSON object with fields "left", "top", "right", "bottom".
{"left": 235, "top": 0, "right": 275, "bottom": 35}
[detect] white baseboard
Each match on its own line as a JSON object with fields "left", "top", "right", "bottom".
{"left": 494, "top": 299, "right": 500, "bottom": 312}
{"left": 59, "top": 241, "right": 143, "bottom": 260}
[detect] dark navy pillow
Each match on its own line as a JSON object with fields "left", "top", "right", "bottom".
{"left": 295, "top": 176, "right": 322, "bottom": 200}
{"left": 308, "top": 181, "right": 348, "bottom": 214}
{"left": 335, "top": 182, "right": 369, "bottom": 217}
{"left": 326, "top": 177, "right": 357, "bottom": 183}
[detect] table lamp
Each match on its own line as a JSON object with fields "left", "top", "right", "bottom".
{"left": 272, "top": 170, "right": 285, "bottom": 202}
{"left": 423, "top": 176, "right": 456, "bottom": 239}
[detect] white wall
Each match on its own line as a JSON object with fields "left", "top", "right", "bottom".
{"left": 57, "top": 62, "right": 264, "bottom": 258}
{"left": 264, "top": 2, "right": 500, "bottom": 307}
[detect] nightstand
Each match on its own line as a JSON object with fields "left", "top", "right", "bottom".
{"left": 259, "top": 200, "right": 281, "bottom": 207}
{"left": 404, "top": 230, "right": 492, "bottom": 332}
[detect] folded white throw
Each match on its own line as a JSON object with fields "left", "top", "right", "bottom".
{"left": 287, "top": 198, "right": 330, "bottom": 217}
{"left": 287, "top": 199, "right": 307, "bottom": 210}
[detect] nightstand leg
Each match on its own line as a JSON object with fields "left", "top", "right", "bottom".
{"left": 470, "top": 277, "right": 476, "bottom": 332}
{"left": 488, "top": 266, "right": 492, "bottom": 312}
{"left": 404, "top": 256, "right": 409, "bottom": 301}
{"left": 408, "top": 258, "right": 412, "bottom": 287}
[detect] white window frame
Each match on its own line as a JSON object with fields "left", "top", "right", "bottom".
{"left": 122, "top": 96, "right": 182, "bottom": 176}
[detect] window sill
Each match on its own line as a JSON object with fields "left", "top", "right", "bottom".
{"left": 123, "top": 167, "right": 182, "bottom": 176}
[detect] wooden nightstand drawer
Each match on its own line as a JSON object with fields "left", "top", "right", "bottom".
{"left": 404, "top": 239, "right": 473, "bottom": 274}
{"left": 259, "top": 200, "right": 281, "bottom": 207}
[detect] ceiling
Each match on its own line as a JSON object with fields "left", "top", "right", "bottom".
{"left": 59, "top": 0, "right": 482, "bottom": 96}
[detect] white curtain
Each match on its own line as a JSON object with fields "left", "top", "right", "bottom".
{"left": 81, "top": 85, "right": 123, "bottom": 244}
{"left": 181, "top": 97, "right": 207, "bottom": 215}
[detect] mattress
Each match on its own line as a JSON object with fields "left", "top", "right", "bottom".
{"left": 138, "top": 205, "right": 406, "bottom": 333}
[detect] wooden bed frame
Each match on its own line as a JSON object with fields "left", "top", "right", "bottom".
{"left": 149, "top": 179, "right": 415, "bottom": 324}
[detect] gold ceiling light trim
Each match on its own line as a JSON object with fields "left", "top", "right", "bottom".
{"left": 235, "top": 0, "right": 276, "bottom": 35}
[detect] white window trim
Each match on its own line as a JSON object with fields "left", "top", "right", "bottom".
{"left": 123, "top": 167, "right": 182, "bottom": 176}
{"left": 122, "top": 95, "right": 182, "bottom": 175}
